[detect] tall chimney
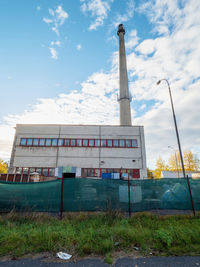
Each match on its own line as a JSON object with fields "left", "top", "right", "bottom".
{"left": 117, "top": 24, "right": 132, "bottom": 126}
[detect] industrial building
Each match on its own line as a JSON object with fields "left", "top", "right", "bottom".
{"left": 9, "top": 24, "right": 147, "bottom": 179}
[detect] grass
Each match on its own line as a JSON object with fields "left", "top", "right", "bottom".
{"left": 0, "top": 212, "right": 200, "bottom": 260}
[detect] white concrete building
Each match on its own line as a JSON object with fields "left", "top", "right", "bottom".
{"left": 9, "top": 124, "right": 147, "bottom": 179}
{"left": 9, "top": 24, "right": 147, "bottom": 179}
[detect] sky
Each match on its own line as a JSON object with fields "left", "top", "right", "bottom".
{"left": 0, "top": 0, "right": 200, "bottom": 169}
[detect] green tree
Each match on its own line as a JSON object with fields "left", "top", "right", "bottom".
{"left": 0, "top": 159, "right": 8, "bottom": 173}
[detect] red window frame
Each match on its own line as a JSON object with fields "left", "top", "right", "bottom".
{"left": 94, "top": 139, "right": 100, "bottom": 147}
{"left": 52, "top": 138, "right": 58, "bottom": 147}
{"left": 26, "top": 138, "right": 33, "bottom": 146}
{"left": 131, "top": 139, "right": 138, "bottom": 148}
{"left": 70, "top": 138, "right": 76, "bottom": 147}
{"left": 82, "top": 139, "right": 88, "bottom": 147}
{"left": 88, "top": 139, "right": 95, "bottom": 147}
{"left": 20, "top": 138, "right": 138, "bottom": 148}
{"left": 76, "top": 139, "right": 82, "bottom": 147}
{"left": 64, "top": 138, "right": 71, "bottom": 147}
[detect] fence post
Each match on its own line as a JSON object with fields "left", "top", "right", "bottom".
{"left": 186, "top": 175, "right": 195, "bottom": 216}
{"left": 59, "top": 175, "right": 64, "bottom": 220}
{"left": 128, "top": 175, "right": 131, "bottom": 217}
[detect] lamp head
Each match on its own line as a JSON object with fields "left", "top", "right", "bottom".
{"left": 156, "top": 80, "right": 161, "bottom": 85}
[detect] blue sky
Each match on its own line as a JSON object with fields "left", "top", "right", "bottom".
{"left": 0, "top": 0, "right": 200, "bottom": 169}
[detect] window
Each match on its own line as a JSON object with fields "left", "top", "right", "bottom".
{"left": 95, "top": 139, "right": 100, "bottom": 147}
{"left": 107, "top": 169, "right": 113, "bottom": 173}
{"left": 82, "top": 168, "right": 87, "bottom": 177}
{"left": 127, "top": 169, "right": 133, "bottom": 178}
{"left": 132, "top": 139, "right": 138, "bottom": 147}
{"left": 52, "top": 139, "right": 57, "bottom": 146}
{"left": 101, "top": 139, "right": 107, "bottom": 147}
{"left": 46, "top": 139, "right": 51, "bottom": 146}
{"left": 113, "top": 139, "right": 119, "bottom": 147}
{"left": 71, "top": 139, "right": 76, "bottom": 146}
{"left": 20, "top": 138, "right": 137, "bottom": 148}
{"left": 16, "top": 167, "right": 22, "bottom": 174}
{"left": 89, "top": 139, "right": 94, "bottom": 147}
{"left": 95, "top": 169, "right": 100, "bottom": 177}
{"left": 27, "top": 138, "right": 33, "bottom": 146}
{"left": 29, "top": 168, "right": 35, "bottom": 174}
{"left": 132, "top": 169, "right": 140, "bottom": 178}
{"left": 125, "top": 140, "right": 131, "bottom": 148}
{"left": 39, "top": 139, "right": 45, "bottom": 146}
{"left": 107, "top": 140, "right": 112, "bottom": 147}
{"left": 88, "top": 168, "right": 94, "bottom": 176}
{"left": 49, "top": 168, "right": 55, "bottom": 177}
{"left": 33, "top": 138, "right": 39, "bottom": 146}
{"left": 65, "top": 139, "right": 70, "bottom": 146}
{"left": 119, "top": 140, "right": 125, "bottom": 147}
{"left": 58, "top": 139, "right": 63, "bottom": 146}
{"left": 77, "top": 139, "right": 82, "bottom": 146}
{"left": 42, "top": 168, "right": 48, "bottom": 177}
{"left": 36, "top": 168, "right": 41, "bottom": 174}
{"left": 23, "top": 168, "right": 29, "bottom": 175}
{"left": 20, "top": 138, "right": 26, "bottom": 146}
{"left": 83, "top": 139, "right": 88, "bottom": 146}
{"left": 101, "top": 169, "right": 106, "bottom": 176}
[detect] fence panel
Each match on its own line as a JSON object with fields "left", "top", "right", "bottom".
{"left": 0, "top": 178, "right": 199, "bottom": 212}
{"left": 0, "top": 180, "right": 61, "bottom": 212}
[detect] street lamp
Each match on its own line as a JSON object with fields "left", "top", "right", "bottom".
{"left": 157, "top": 79, "right": 186, "bottom": 178}
{"left": 168, "top": 145, "right": 180, "bottom": 178}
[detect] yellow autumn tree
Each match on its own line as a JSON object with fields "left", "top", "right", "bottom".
{"left": 154, "top": 156, "right": 168, "bottom": 179}
{"left": 168, "top": 152, "right": 181, "bottom": 171}
{"left": 147, "top": 168, "right": 154, "bottom": 179}
{"left": 0, "top": 159, "right": 8, "bottom": 173}
{"left": 183, "top": 150, "right": 199, "bottom": 171}
{"left": 168, "top": 150, "right": 199, "bottom": 172}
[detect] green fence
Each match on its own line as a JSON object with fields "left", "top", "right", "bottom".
{"left": 0, "top": 178, "right": 200, "bottom": 213}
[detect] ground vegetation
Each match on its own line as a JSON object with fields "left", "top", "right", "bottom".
{"left": 0, "top": 212, "right": 200, "bottom": 260}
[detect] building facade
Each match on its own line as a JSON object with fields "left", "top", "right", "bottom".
{"left": 9, "top": 124, "right": 147, "bottom": 179}
{"left": 9, "top": 24, "right": 147, "bottom": 179}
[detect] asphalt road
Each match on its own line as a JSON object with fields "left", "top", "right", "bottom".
{"left": 0, "top": 256, "right": 200, "bottom": 267}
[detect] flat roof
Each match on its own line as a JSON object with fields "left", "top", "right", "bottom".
{"left": 16, "top": 124, "right": 144, "bottom": 128}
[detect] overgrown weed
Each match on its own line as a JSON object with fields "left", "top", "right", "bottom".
{"left": 0, "top": 211, "right": 200, "bottom": 258}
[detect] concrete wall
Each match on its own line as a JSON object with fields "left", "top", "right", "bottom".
{"left": 10, "top": 124, "right": 147, "bottom": 178}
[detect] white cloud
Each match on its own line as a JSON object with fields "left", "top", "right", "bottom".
{"left": 4, "top": 70, "right": 119, "bottom": 129}
{"left": 80, "top": 0, "right": 113, "bottom": 30}
{"left": 76, "top": 44, "right": 82, "bottom": 51}
{"left": 49, "top": 47, "right": 58, "bottom": 60}
{"left": 112, "top": 0, "right": 135, "bottom": 27}
{"left": 37, "top": 6, "right": 41, "bottom": 11}
{"left": 56, "top": 5, "right": 68, "bottom": 25}
{"left": 126, "top": 30, "right": 139, "bottom": 49}
{"left": 43, "top": 18, "right": 53, "bottom": 24}
{"left": 43, "top": 6, "right": 68, "bottom": 59}
{"left": 140, "top": 104, "right": 146, "bottom": 110}
{"left": 125, "top": 0, "right": 200, "bottom": 167}
{"left": 43, "top": 5, "right": 68, "bottom": 35}
{"left": 51, "top": 41, "right": 61, "bottom": 46}
{"left": 0, "top": 125, "right": 15, "bottom": 160}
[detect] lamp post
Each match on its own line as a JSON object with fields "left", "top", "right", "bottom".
{"left": 168, "top": 145, "right": 180, "bottom": 178}
{"left": 157, "top": 79, "right": 186, "bottom": 178}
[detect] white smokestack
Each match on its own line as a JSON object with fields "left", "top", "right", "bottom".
{"left": 117, "top": 24, "right": 132, "bottom": 126}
